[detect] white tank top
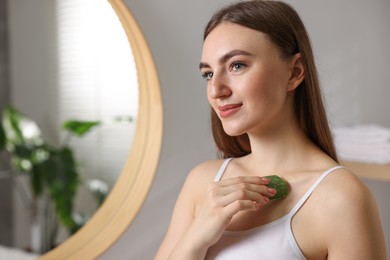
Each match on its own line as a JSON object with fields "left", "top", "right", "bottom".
{"left": 205, "top": 158, "right": 344, "bottom": 260}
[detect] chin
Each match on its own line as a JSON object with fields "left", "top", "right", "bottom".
{"left": 222, "top": 125, "right": 246, "bottom": 137}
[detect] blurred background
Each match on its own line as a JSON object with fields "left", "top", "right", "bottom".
{"left": 0, "top": 0, "right": 389, "bottom": 259}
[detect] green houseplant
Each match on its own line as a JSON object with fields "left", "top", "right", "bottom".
{"left": 0, "top": 106, "right": 109, "bottom": 253}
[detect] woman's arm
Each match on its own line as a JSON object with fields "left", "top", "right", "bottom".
{"left": 154, "top": 165, "right": 204, "bottom": 260}
{"left": 154, "top": 161, "right": 274, "bottom": 260}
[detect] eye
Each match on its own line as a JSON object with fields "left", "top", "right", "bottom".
{"left": 231, "top": 62, "right": 246, "bottom": 72}
{"left": 201, "top": 71, "right": 213, "bottom": 81}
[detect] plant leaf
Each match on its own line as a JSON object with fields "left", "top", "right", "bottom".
{"left": 70, "top": 213, "right": 87, "bottom": 234}
{"left": 2, "top": 106, "right": 43, "bottom": 147}
{"left": 84, "top": 179, "right": 109, "bottom": 206}
{"left": 0, "top": 120, "right": 5, "bottom": 150}
{"left": 62, "top": 120, "right": 100, "bottom": 137}
{"left": 46, "top": 147, "right": 79, "bottom": 230}
{"left": 27, "top": 145, "right": 52, "bottom": 196}
{"left": 30, "top": 164, "right": 44, "bottom": 196}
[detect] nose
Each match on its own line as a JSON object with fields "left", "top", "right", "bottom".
{"left": 208, "top": 73, "right": 232, "bottom": 99}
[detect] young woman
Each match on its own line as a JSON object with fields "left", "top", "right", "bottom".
{"left": 155, "top": 1, "right": 387, "bottom": 259}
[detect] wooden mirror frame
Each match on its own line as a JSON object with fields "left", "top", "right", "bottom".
{"left": 40, "top": 0, "right": 163, "bottom": 259}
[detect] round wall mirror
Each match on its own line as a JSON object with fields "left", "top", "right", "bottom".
{"left": 39, "top": 0, "right": 163, "bottom": 258}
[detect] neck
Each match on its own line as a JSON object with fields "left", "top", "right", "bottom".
{"left": 246, "top": 120, "right": 317, "bottom": 176}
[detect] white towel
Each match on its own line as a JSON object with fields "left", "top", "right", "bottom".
{"left": 335, "top": 141, "right": 390, "bottom": 154}
{"left": 333, "top": 124, "right": 390, "bottom": 164}
{"left": 333, "top": 124, "right": 390, "bottom": 143}
{"left": 337, "top": 152, "right": 390, "bottom": 164}
{"left": 336, "top": 146, "right": 390, "bottom": 164}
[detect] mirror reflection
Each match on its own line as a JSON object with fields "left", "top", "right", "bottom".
{"left": 0, "top": 0, "right": 138, "bottom": 256}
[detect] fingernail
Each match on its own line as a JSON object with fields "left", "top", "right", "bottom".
{"left": 262, "top": 177, "right": 270, "bottom": 184}
{"left": 268, "top": 188, "right": 277, "bottom": 195}
{"left": 263, "top": 197, "right": 270, "bottom": 204}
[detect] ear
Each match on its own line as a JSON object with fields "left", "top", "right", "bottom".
{"left": 287, "top": 53, "right": 304, "bottom": 92}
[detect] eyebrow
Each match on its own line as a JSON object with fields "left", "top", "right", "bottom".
{"left": 199, "top": 50, "right": 253, "bottom": 70}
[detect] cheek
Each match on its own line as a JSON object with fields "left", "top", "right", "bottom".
{"left": 245, "top": 74, "right": 287, "bottom": 110}
{"left": 243, "top": 74, "right": 272, "bottom": 100}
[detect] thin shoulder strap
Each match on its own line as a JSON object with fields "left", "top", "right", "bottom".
{"left": 214, "top": 158, "right": 234, "bottom": 182}
{"left": 288, "top": 165, "right": 345, "bottom": 217}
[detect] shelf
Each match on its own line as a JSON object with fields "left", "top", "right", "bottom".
{"left": 342, "top": 161, "right": 390, "bottom": 182}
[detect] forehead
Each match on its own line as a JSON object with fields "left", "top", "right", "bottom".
{"left": 201, "top": 22, "right": 273, "bottom": 61}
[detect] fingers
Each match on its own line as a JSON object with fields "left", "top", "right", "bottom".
{"left": 212, "top": 176, "right": 276, "bottom": 199}
{"left": 220, "top": 188, "right": 270, "bottom": 206}
{"left": 205, "top": 176, "right": 277, "bottom": 217}
{"left": 223, "top": 199, "right": 260, "bottom": 217}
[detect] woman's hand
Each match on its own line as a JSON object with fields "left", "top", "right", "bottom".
{"left": 186, "top": 176, "right": 276, "bottom": 250}
{"left": 155, "top": 164, "right": 278, "bottom": 260}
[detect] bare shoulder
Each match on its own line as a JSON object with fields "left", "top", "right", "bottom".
{"left": 313, "top": 167, "right": 387, "bottom": 259}
{"left": 189, "top": 159, "right": 226, "bottom": 177}
{"left": 168, "top": 159, "right": 227, "bottom": 211}
{"left": 184, "top": 159, "right": 226, "bottom": 194}
{"left": 313, "top": 167, "right": 377, "bottom": 222}
{"left": 319, "top": 167, "right": 371, "bottom": 203}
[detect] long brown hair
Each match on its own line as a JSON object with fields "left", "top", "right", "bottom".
{"left": 204, "top": 0, "right": 338, "bottom": 162}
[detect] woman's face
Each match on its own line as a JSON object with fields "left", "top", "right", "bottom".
{"left": 200, "top": 22, "right": 299, "bottom": 137}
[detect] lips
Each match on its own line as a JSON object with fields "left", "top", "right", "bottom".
{"left": 218, "top": 103, "right": 242, "bottom": 118}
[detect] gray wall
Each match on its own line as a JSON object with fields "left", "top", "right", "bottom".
{"left": 101, "top": 0, "right": 390, "bottom": 259}
{"left": 0, "top": 0, "right": 12, "bottom": 247}
{"left": 6, "top": 0, "right": 58, "bottom": 249}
